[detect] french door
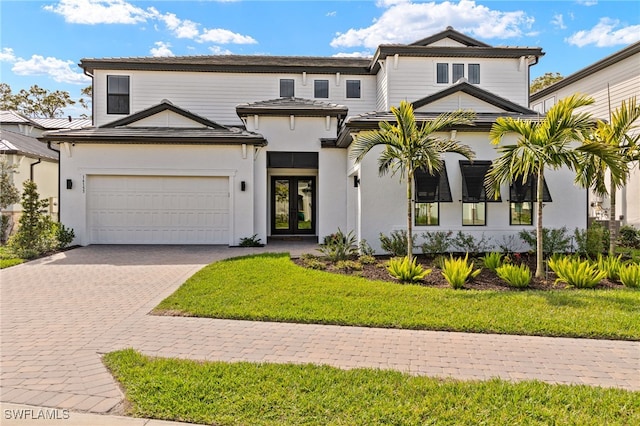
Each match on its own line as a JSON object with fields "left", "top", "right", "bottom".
{"left": 271, "top": 176, "right": 315, "bottom": 235}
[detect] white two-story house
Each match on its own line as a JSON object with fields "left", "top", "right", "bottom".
{"left": 40, "top": 27, "right": 588, "bottom": 252}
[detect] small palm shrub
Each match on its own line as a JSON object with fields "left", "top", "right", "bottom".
{"left": 496, "top": 264, "right": 531, "bottom": 288}
{"left": 618, "top": 263, "right": 640, "bottom": 288}
{"left": 595, "top": 254, "right": 624, "bottom": 282}
{"left": 358, "top": 239, "right": 376, "bottom": 256}
{"left": 320, "top": 229, "right": 358, "bottom": 261}
{"left": 386, "top": 256, "right": 431, "bottom": 283}
{"left": 481, "top": 252, "right": 503, "bottom": 272}
{"left": 548, "top": 256, "right": 606, "bottom": 289}
{"left": 441, "top": 254, "right": 481, "bottom": 289}
{"left": 379, "top": 230, "right": 416, "bottom": 257}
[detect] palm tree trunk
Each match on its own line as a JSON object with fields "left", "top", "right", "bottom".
{"left": 535, "top": 169, "right": 544, "bottom": 278}
{"left": 407, "top": 171, "right": 413, "bottom": 261}
{"left": 609, "top": 173, "right": 617, "bottom": 254}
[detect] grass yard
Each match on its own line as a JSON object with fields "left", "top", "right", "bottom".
{"left": 155, "top": 253, "right": 640, "bottom": 341}
{"left": 0, "top": 246, "right": 23, "bottom": 269}
{"left": 104, "top": 349, "right": 639, "bottom": 426}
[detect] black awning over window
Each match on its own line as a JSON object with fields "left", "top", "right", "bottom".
{"left": 510, "top": 175, "right": 552, "bottom": 202}
{"left": 459, "top": 160, "right": 501, "bottom": 202}
{"left": 268, "top": 152, "right": 318, "bottom": 169}
{"left": 415, "top": 164, "right": 452, "bottom": 202}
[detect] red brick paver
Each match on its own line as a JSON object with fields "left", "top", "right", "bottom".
{"left": 1, "top": 245, "right": 639, "bottom": 416}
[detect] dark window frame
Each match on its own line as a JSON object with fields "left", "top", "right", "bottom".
{"left": 314, "top": 80, "right": 329, "bottom": 98}
{"left": 346, "top": 80, "right": 361, "bottom": 98}
{"left": 510, "top": 202, "right": 533, "bottom": 226}
{"left": 452, "top": 63, "right": 465, "bottom": 82}
{"left": 107, "top": 75, "right": 130, "bottom": 115}
{"left": 280, "top": 79, "right": 295, "bottom": 98}
{"left": 468, "top": 64, "right": 480, "bottom": 84}
{"left": 415, "top": 202, "right": 440, "bottom": 226}
{"left": 436, "top": 63, "right": 449, "bottom": 84}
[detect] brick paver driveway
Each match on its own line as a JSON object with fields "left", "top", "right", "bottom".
{"left": 1, "top": 245, "right": 639, "bottom": 415}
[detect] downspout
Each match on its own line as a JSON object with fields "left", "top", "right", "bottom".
{"left": 83, "top": 68, "right": 94, "bottom": 124}
{"left": 527, "top": 55, "right": 540, "bottom": 105}
{"left": 29, "top": 158, "right": 41, "bottom": 181}
{"left": 47, "top": 142, "right": 61, "bottom": 223}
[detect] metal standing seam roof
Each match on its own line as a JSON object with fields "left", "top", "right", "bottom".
{"left": 0, "top": 111, "right": 43, "bottom": 127}
{"left": 31, "top": 117, "right": 93, "bottom": 130}
{"left": 0, "top": 129, "right": 59, "bottom": 161}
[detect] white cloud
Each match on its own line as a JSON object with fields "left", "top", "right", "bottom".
{"left": 326, "top": 11, "right": 337, "bottom": 17}
{"left": 11, "top": 55, "right": 90, "bottom": 85}
{"left": 44, "top": 0, "right": 257, "bottom": 47}
{"left": 551, "top": 14, "right": 566, "bottom": 30}
{"left": 43, "top": 0, "right": 153, "bottom": 25}
{"left": 208, "top": 46, "right": 234, "bottom": 55}
{"left": 333, "top": 51, "right": 373, "bottom": 58}
{"left": 576, "top": 0, "right": 598, "bottom": 6}
{"left": 566, "top": 18, "right": 640, "bottom": 47}
{"left": 0, "top": 48, "right": 17, "bottom": 63}
{"left": 330, "top": 0, "right": 534, "bottom": 49}
{"left": 198, "top": 28, "right": 257, "bottom": 45}
{"left": 150, "top": 41, "right": 174, "bottom": 57}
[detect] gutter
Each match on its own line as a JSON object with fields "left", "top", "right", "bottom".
{"left": 29, "top": 158, "right": 41, "bottom": 181}
{"left": 47, "top": 142, "right": 61, "bottom": 223}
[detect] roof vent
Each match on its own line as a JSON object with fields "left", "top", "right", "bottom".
{"left": 455, "top": 77, "right": 468, "bottom": 84}
{"left": 446, "top": 26, "right": 454, "bottom": 30}
{"left": 161, "top": 99, "right": 173, "bottom": 105}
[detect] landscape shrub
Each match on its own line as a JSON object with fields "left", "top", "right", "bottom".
{"left": 420, "top": 231, "right": 453, "bottom": 255}
{"left": 334, "top": 260, "right": 363, "bottom": 272}
{"left": 358, "top": 254, "right": 377, "bottom": 265}
{"left": 358, "top": 239, "right": 376, "bottom": 256}
{"left": 379, "top": 230, "right": 415, "bottom": 257}
{"left": 548, "top": 256, "right": 606, "bottom": 289}
{"left": 300, "top": 256, "right": 327, "bottom": 270}
{"left": 239, "top": 234, "right": 264, "bottom": 247}
{"left": 519, "top": 227, "right": 571, "bottom": 256}
{"left": 320, "top": 229, "right": 358, "bottom": 261}
{"left": 574, "top": 223, "right": 609, "bottom": 258}
{"left": 481, "top": 252, "right": 503, "bottom": 272}
{"left": 386, "top": 256, "right": 431, "bottom": 283}
{"left": 618, "top": 263, "right": 640, "bottom": 288}
{"left": 595, "top": 254, "right": 624, "bottom": 282}
{"left": 618, "top": 225, "right": 640, "bottom": 248}
{"left": 497, "top": 234, "right": 520, "bottom": 255}
{"left": 441, "top": 254, "right": 481, "bottom": 289}
{"left": 496, "top": 263, "right": 531, "bottom": 288}
{"left": 450, "top": 231, "right": 492, "bottom": 255}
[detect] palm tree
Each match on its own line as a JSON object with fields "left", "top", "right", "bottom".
{"left": 350, "top": 100, "right": 476, "bottom": 260}
{"left": 486, "top": 94, "right": 625, "bottom": 278}
{"left": 578, "top": 97, "right": 640, "bottom": 253}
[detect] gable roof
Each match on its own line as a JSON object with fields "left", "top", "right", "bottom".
{"left": 236, "top": 98, "right": 348, "bottom": 117}
{"left": 0, "top": 129, "right": 58, "bottom": 161}
{"left": 101, "top": 100, "right": 226, "bottom": 129}
{"left": 0, "top": 110, "right": 43, "bottom": 128}
{"left": 410, "top": 26, "right": 491, "bottom": 47}
{"left": 412, "top": 82, "right": 537, "bottom": 114}
{"left": 530, "top": 41, "right": 640, "bottom": 101}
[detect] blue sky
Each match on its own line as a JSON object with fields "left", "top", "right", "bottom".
{"left": 1, "top": 0, "right": 639, "bottom": 116}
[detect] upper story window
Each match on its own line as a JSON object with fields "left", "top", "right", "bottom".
{"left": 280, "top": 79, "right": 295, "bottom": 98}
{"left": 346, "top": 80, "right": 361, "bottom": 98}
{"left": 468, "top": 64, "right": 480, "bottom": 84}
{"left": 436, "top": 63, "right": 449, "bottom": 84}
{"left": 314, "top": 80, "right": 329, "bottom": 98}
{"left": 452, "top": 64, "right": 465, "bottom": 82}
{"left": 107, "top": 75, "right": 130, "bottom": 115}
{"left": 436, "top": 63, "right": 480, "bottom": 85}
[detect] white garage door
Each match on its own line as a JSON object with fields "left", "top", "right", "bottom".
{"left": 87, "top": 175, "right": 229, "bottom": 244}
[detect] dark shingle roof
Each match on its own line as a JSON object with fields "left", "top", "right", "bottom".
{"left": 236, "top": 98, "right": 348, "bottom": 117}
{"left": 410, "top": 26, "right": 491, "bottom": 47}
{"left": 0, "top": 129, "right": 59, "bottom": 160}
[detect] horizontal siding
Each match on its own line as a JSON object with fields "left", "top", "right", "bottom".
{"left": 94, "top": 70, "right": 377, "bottom": 127}
{"left": 385, "top": 57, "right": 529, "bottom": 108}
{"left": 376, "top": 63, "right": 389, "bottom": 111}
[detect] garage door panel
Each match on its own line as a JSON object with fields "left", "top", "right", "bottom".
{"left": 88, "top": 175, "right": 230, "bottom": 244}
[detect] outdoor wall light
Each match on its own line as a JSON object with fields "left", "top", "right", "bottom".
{"left": 66, "top": 179, "right": 73, "bottom": 190}
{"left": 241, "top": 181, "right": 246, "bottom": 191}
{"left": 353, "top": 176, "right": 360, "bottom": 188}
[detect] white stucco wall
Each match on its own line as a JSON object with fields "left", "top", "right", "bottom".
{"left": 59, "top": 143, "right": 254, "bottom": 246}
{"left": 351, "top": 131, "right": 588, "bottom": 254}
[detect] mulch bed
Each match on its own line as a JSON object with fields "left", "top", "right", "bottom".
{"left": 294, "top": 253, "right": 623, "bottom": 291}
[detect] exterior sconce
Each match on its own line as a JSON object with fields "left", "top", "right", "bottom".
{"left": 66, "top": 179, "right": 73, "bottom": 189}
{"left": 353, "top": 176, "right": 360, "bottom": 188}
{"left": 241, "top": 181, "right": 246, "bottom": 191}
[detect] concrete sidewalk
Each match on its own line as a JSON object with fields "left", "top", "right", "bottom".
{"left": 1, "top": 245, "right": 639, "bottom": 424}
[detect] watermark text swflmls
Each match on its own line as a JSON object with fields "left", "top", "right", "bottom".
{"left": 4, "top": 408, "right": 70, "bottom": 420}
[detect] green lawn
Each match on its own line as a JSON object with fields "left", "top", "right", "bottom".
{"left": 0, "top": 246, "right": 23, "bottom": 269}
{"left": 155, "top": 253, "right": 640, "bottom": 340}
{"left": 104, "top": 349, "right": 639, "bottom": 426}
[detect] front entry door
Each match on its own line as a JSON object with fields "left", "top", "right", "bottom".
{"left": 271, "top": 176, "right": 315, "bottom": 235}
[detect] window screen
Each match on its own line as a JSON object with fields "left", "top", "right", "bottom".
{"left": 280, "top": 79, "right": 295, "bottom": 98}
{"left": 107, "top": 75, "right": 130, "bottom": 114}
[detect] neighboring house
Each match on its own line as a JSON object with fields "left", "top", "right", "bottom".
{"left": 40, "top": 27, "right": 589, "bottom": 251}
{"left": 530, "top": 42, "right": 640, "bottom": 227}
{"left": 0, "top": 111, "right": 91, "bottom": 226}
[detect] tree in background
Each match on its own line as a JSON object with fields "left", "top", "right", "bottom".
{"left": 350, "top": 101, "right": 476, "bottom": 260}
{"left": 0, "top": 83, "right": 76, "bottom": 118}
{"left": 78, "top": 85, "right": 92, "bottom": 118}
{"left": 0, "top": 158, "right": 21, "bottom": 243}
{"left": 530, "top": 72, "right": 564, "bottom": 94}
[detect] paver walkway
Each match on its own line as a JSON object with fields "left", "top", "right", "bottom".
{"left": 1, "top": 245, "right": 639, "bottom": 419}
